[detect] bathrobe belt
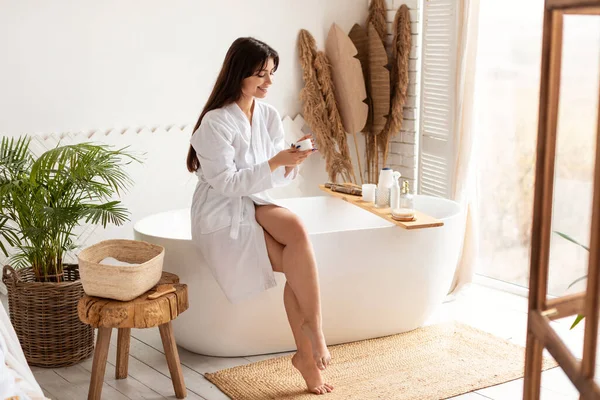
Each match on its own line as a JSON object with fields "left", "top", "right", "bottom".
{"left": 229, "top": 197, "right": 242, "bottom": 240}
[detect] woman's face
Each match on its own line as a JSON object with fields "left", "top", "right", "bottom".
{"left": 241, "top": 58, "right": 276, "bottom": 99}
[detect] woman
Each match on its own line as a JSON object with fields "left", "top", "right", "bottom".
{"left": 186, "top": 37, "right": 333, "bottom": 395}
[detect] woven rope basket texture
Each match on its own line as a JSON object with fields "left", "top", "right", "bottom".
{"left": 77, "top": 239, "right": 164, "bottom": 301}
{"left": 2, "top": 264, "right": 94, "bottom": 368}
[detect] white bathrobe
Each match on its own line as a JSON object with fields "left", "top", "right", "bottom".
{"left": 190, "top": 101, "right": 297, "bottom": 303}
{"left": 1, "top": 304, "right": 49, "bottom": 400}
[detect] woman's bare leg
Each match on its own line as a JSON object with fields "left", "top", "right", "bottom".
{"left": 263, "top": 231, "right": 333, "bottom": 394}
{"left": 256, "top": 205, "right": 331, "bottom": 370}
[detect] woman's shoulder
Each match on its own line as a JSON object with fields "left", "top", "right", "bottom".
{"left": 192, "top": 106, "right": 238, "bottom": 144}
{"left": 198, "top": 106, "right": 240, "bottom": 132}
{"left": 255, "top": 101, "right": 281, "bottom": 121}
{"left": 201, "top": 106, "right": 233, "bottom": 124}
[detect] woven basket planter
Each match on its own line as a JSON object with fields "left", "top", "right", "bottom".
{"left": 78, "top": 239, "right": 164, "bottom": 301}
{"left": 2, "top": 264, "right": 94, "bottom": 368}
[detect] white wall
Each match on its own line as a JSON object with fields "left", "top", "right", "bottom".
{"left": 0, "top": 1, "right": 423, "bottom": 263}
{"left": 0, "top": 0, "right": 368, "bottom": 134}
{"left": 0, "top": 0, "right": 370, "bottom": 253}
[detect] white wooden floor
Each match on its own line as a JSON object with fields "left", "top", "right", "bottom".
{"left": 2, "top": 281, "right": 595, "bottom": 399}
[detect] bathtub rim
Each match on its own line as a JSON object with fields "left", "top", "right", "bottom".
{"left": 133, "top": 194, "right": 462, "bottom": 242}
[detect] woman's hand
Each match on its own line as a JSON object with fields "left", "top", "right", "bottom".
{"left": 295, "top": 134, "right": 316, "bottom": 150}
{"left": 269, "top": 149, "right": 312, "bottom": 171}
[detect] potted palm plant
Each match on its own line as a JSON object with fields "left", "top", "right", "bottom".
{"left": 0, "top": 135, "right": 138, "bottom": 367}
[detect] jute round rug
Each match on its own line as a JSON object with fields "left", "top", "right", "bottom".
{"left": 205, "top": 322, "right": 557, "bottom": 399}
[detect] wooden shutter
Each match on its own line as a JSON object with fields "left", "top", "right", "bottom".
{"left": 418, "top": 0, "right": 458, "bottom": 198}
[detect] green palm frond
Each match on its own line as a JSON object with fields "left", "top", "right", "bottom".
{"left": 567, "top": 275, "right": 587, "bottom": 290}
{"left": 0, "top": 213, "right": 19, "bottom": 257}
{"left": 554, "top": 231, "right": 590, "bottom": 252}
{"left": 79, "top": 201, "right": 130, "bottom": 227}
{"left": 0, "top": 136, "right": 32, "bottom": 180}
{"left": 8, "top": 251, "right": 32, "bottom": 270}
{"left": 554, "top": 230, "right": 590, "bottom": 330}
{"left": 0, "top": 135, "right": 140, "bottom": 281}
{"left": 0, "top": 137, "right": 31, "bottom": 257}
{"left": 31, "top": 143, "right": 137, "bottom": 195}
{"left": 570, "top": 314, "right": 585, "bottom": 330}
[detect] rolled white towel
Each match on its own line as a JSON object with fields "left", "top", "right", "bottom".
{"left": 100, "top": 257, "right": 139, "bottom": 267}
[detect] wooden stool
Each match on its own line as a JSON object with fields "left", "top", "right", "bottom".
{"left": 78, "top": 272, "right": 189, "bottom": 400}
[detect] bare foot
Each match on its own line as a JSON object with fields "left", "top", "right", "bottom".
{"left": 292, "top": 353, "right": 334, "bottom": 395}
{"left": 301, "top": 321, "right": 332, "bottom": 370}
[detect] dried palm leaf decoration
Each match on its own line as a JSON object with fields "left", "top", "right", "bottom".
{"left": 296, "top": 1, "right": 411, "bottom": 185}
{"left": 367, "top": 22, "right": 390, "bottom": 137}
{"left": 368, "top": 22, "right": 390, "bottom": 181}
{"left": 325, "top": 23, "right": 368, "bottom": 184}
{"left": 349, "top": 23, "right": 372, "bottom": 131}
{"left": 348, "top": 23, "right": 375, "bottom": 182}
{"left": 380, "top": 5, "right": 412, "bottom": 166}
{"left": 365, "top": 0, "right": 389, "bottom": 183}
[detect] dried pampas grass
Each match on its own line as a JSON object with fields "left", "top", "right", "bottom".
{"left": 298, "top": 2, "right": 412, "bottom": 185}
{"left": 380, "top": 5, "right": 412, "bottom": 165}
{"left": 367, "top": 0, "right": 387, "bottom": 43}
{"left": 298, "top": 29, "right": 354, "bottom": 183}
{"left": 314, "top": 51, "right": 356, "bottom": 184}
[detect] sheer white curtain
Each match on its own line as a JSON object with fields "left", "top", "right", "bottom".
{"left": 448, "top": 0, "right": 481, "bottom": 294}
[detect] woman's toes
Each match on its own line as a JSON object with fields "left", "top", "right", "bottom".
{"left": 311, "top": 383, "right": 334, "bottom": 394}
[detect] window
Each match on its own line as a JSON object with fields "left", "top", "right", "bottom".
{"left": 419, "top": 0, "right": 457, "bottom": 199}
{"left": 473, "top": 0, "right": 600, "bottom": 295}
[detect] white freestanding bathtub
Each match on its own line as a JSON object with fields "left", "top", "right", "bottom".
{"left": 133, "top": 194, "right": 463, "bottom": 357}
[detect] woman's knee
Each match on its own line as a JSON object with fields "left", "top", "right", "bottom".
{"left": 285, "top": 214, "right": 309, "bottom": 245}
{"left": 255, "top": 205, "right": 309, "bottom": 246}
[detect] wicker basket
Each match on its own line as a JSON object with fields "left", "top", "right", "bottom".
{"left": 78, "top": 239, "right": 164, "bottom": 301}
{"left": 2, "top": 264, "right": 94, "bottom": 368}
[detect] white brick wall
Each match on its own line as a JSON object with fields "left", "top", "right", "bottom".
{"left": 369, "top": 0, "right": 420, "bottom": 193}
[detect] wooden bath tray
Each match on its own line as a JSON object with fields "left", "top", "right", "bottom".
{"left": 319, "top": 185, "right": 444, "bottom": 230}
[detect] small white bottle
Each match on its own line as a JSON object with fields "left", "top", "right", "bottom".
{"left": 400, "top": 180, "right": 415, "bottom": 210}
{"left": 390, "top": 172, "right": 401, "bottom": 210}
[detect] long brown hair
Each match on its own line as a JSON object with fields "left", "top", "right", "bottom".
{"left": 186, "top": 37, "right": 279, "bottom": 172}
